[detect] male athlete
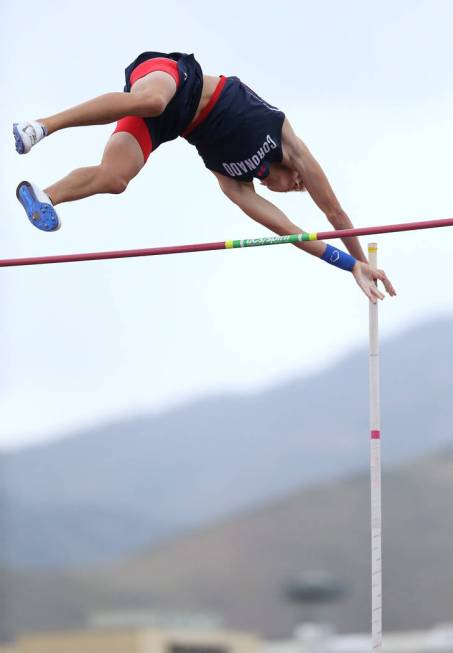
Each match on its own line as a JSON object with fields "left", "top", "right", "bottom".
{"left": 13, "top": 51, "right": 395, "bottom": 302}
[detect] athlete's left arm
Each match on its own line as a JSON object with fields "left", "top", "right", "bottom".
{"left": 281, "top": 119, "right": 367, "bottom": 263}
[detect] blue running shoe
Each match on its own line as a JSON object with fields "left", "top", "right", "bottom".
{"left": 16, "top": 181, "right": 61, "bottom": 232}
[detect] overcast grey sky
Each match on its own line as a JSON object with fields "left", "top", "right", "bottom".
{"left": 1, "top": 0, "right": 452, "bottom": 448}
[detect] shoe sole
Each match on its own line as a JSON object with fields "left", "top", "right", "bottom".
{"left": 16, "top": 181, "right": 61, "bottom": 232}
{"left": 13, "top": 124, "right": 26, "bottom": 154}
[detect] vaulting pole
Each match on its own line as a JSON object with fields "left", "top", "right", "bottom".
{"left": 0, "top": 217, "right": 452, "bottom": 268}
{"left": 368, "top": 242, "right": 382, "bottom": 651}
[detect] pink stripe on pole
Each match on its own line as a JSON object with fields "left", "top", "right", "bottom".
{"left": 371, "top": 430, "right": 381, "bottom": 439}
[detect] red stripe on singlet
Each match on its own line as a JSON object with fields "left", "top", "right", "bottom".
{"left": 182, "top": 75, "right": 227, "bottom": 138}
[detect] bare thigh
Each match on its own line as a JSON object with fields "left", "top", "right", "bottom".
{"left": 130, "top": 69, "right": 177, "bottom": 106}
{"left": 101, "top": 131, "right": 145, "bottom": 184}
{"left": 103, "top": 69, "right": 178, "bottom": 181}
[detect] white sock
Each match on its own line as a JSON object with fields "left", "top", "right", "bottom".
{"left": 30, "top": 182, "right": 53, "bottom": 205}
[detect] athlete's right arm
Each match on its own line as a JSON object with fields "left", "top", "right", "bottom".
{"left": 213, "top": 173, "right": 325, "bottom": 258}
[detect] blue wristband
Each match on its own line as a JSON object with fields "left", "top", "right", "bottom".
{"left": 321, "top": 244, "right": 356, "bottom": 272}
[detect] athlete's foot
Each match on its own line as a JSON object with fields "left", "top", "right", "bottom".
{"left": 13, "top": 121, "right": 47, "bottom": 154}
{"left": 16, "top": 181, "right": 61, "bottom": 232}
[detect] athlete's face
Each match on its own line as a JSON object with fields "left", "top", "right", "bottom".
{"left": 261, "top": 164, "right": 305, "bottom": 193}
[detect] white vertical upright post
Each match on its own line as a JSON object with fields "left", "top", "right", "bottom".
{"left": 368, "top": 242, "right": 382, "bottom": 651}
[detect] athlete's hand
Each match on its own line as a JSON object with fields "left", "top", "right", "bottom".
{"left": 352, "top": 261, "right": 396, "bottom": 303}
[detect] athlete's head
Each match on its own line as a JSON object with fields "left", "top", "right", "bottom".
{"left": 260, "top": 163, "right": 305, "bottom": 193}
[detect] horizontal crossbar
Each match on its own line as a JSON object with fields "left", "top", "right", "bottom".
{"left": 1, "top": 217, "right": 452, "bottom": 268}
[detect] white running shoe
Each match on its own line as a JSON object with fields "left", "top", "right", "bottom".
{"left": 13, "top": 121, "right": 47, "bottom": 154}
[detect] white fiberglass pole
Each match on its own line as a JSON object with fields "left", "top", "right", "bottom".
{"left": 368, "top": 242, "right": 382, "bottom": 651}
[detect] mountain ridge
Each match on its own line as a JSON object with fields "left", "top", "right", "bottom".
{"left": 1, "top": 447, "right": 452, "bottom": 641}
{"left": 1, "top": 316, "right": 452, "bottom": 568}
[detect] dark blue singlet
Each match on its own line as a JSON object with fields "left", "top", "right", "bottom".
{"left": 123, "top": 52, "right": 286, "bottom": 181}
{"left": 185, "top": 76, "right": 286, "bottom": 182}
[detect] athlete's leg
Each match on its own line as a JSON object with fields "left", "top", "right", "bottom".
{"left": 39, "top": 71, "right": 177, "bottom": 135}
{"left": 16, "top": 131, "right": 146, "bottom": 231}
{"left": 40, "top": 69, "right": 171, "bottom": 203}
{"left": 14, "top": 68, "right": 177, "bottom": 155}
{"left": 16, "top": 70, "right": 168, "bottom": 230}
{"left": 44, "top": 131, "right": 145, "bottom": 205}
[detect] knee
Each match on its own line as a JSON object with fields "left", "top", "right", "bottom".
{"left": 97, "top": 165, "right": 129, "bottom": 194}
{"left": 134, "top": 92, "right": 168, "bottom": 117}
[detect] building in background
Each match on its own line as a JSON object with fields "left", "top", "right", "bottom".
{"left": 15, "top": 627, "right": 259, "bottom": 653}
{"left": 4, "top": 623, "right": 453, "bottom": 653}
{"left": 264, "top": 622, "right": 453, "bottom": 653}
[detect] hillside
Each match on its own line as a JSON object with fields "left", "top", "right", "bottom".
{"left": 2, "top": 449, "right": 453, "bottom": 642}
{"left": 1, "top": 316, "right": 452, "bottom": 568}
